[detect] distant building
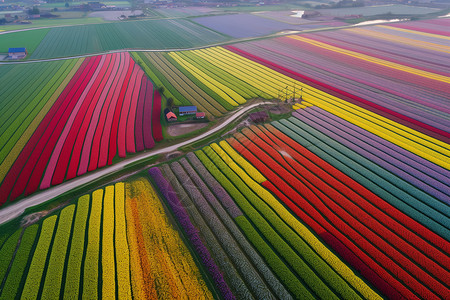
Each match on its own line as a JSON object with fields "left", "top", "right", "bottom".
{"left": 249, "top": 111, "right": 269, "bottom": 123}
{"left": 195, "top": 112, "right": 206, "bottom": 119}
{"left": 302, "top": 10, "right": 321, "bottom": 19}
{"left": 179, "top": 106, "right": 197, "bottom": 116}
{"left": 8, "top": 48, "right": 27, "bottom": 59}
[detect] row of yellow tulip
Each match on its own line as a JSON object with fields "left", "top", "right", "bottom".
{"left": 114, "top": 183, "right": 132, "bottom": 299}
{"left": 125, "top": 178, "right": 212, "bottom": 299}
{"left": 168, "top": 52, "right": 245, "bottom": 106}
{"left": 216, "top": 140, "right": 266, "bottom": 183}
{"left": 211, "top": 47, "right": 299, "bottom": 88}
{"left": 194, "top": 48, "right": 281, "bottom": 97}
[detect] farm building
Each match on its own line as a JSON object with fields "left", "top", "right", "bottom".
{"left": 195, "top": 112, "right": 206, "bottom": 119}
{"left": 179, "top": 106, "right": 197, "bottom": 116}
{"left": 8, "top": 47, "right": 27, "bottom": 59}
{"left": 166, "top": 111, "right": 177, "bottom": 122}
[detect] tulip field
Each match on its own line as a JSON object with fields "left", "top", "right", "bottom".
{"left": 0, "top": 180, "right": 213, "bottom": 299}
{"left": 0, "top": 52, "right": 162, "bottom": 206}
{"left": 133, "top": 46, "right": 301, "bottom": 118}
{"left": 0, "top": 18, "right": 448, "bottom": 299}
{"left": 146, "top": 110, "right": 449, "bottom": 298}
{"left": 227, "top": 18, "right": 450, "bottom": 140}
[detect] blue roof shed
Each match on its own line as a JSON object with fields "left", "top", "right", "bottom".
{"left": 179, "top": 106, "right": 197, "bottom": 115}
{"left": 9, "top": 48, "right": 27, "bottom": 53}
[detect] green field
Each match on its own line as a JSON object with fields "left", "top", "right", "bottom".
{"left": 0, "top": 17, "right": 106, "bottom": 32}
{"left": 0, "top": 28, "right": 49, "bottom": 53}
{"left": 38, "top": 1, "right": 131, "bottom": 9}
{"left": 20, "top": 19, "right": 230, "bottom": 58}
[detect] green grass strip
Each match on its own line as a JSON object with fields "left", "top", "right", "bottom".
{"left": 0, "top": 229, "right": 22, "bottom": 285}
{"left": 0, "top": 63, "right": 46, "bottom": 112}
{"left": 0, "top": 224, "right": 39, "bottom": 300}
{"left": 41, "top": 205, "right": 75, "bottom": 299}
{"left": 0, "top": 61, "right": 59, "bottom": 135}
{"left": 21, "top": 215, "right": 57, "bottom": 300}
{"left": 64, "top": 195, "right": 90, "bottom": 300}
{"left": 0, "top": 29, "right": 50, "bottom": 54}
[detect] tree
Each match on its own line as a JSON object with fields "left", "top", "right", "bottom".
{"left": 167, "top": 97, "right": 174, "bottom": 108}
{"left": 27, "top": 6, "right": 40, "bottom": 15}
{"left": 65, "top": 2, "right": 69, "bottom": 8}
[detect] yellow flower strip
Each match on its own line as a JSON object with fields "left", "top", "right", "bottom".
{"left": 102, "top": 186, "right": 116, "bottom": 299}
{"left": 289, "top": 35, "right": 450, "bottom": 83}
{"left": 192, "top": 48, "right": 280, "bottom": 98}
{"left": 207, "top": 47, "right": 292, "bottom": 91}
{"left": 143, "top": 178, "right": 211, "bottom": 299}
{"left": 0, "top": 58, "right": 83, "bottom": 183}
{"left": 376, "top": 25, "right": 450, "bottom": 41}
{"left": 301, "top": 91, "right": 450, "bottom": 168}
{"left": 212, "top": 47, "right": 299, "bottom": 88}
{"left": 293, "top": 104, "right": 307, "bottom": 109}
{"left": 168, "top": 52, "right": 243, "bottom": 106}
{"left": 126, "top": 178, "right": 212, "bottom": 299}
{"left": 204, "top": 47, "right": 294, "bottom": 97}
{"left": 115, "top": 182, "right": 132, "bottom": 300}
{"left": 125, "top": 196, "right": 149, "bottom": 300}
{"left": 217, "top": 140, "right": 266, "bottom": 183}
{"left": 134, "top": 179, "right": 174, "bottom": 298}
{"left": 350, "top": 26, "right": 450, "bottom": 52}
{"left": 83, "top": 189, "right": 103, "bottom": 299}
{"left": 212, "top": 141, "right": 382, "bottom": 299}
